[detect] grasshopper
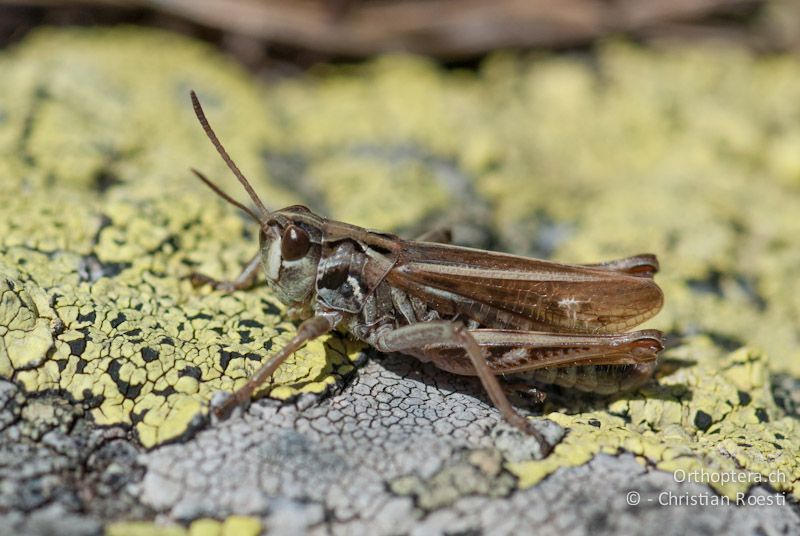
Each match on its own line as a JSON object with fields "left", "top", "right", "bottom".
{"left": 187, "top": 91, "right": 664, "bottom": 452}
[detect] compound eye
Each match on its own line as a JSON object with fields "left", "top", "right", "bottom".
{"left": 280, "top": 225, "right": 310, "bottom": 261}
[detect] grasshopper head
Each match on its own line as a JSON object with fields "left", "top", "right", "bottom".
{"left": 190, "top": 91, "right": 325, "bottom": 313}
{"left": 258, "top": 207, "right": 322, "bottom": 310}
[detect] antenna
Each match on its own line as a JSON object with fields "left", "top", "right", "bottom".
{"left": 190, "top": 90, "right": 270, "bottom": 220}
{"left": 190, "top": 168, "right": 262, "bottom": 224}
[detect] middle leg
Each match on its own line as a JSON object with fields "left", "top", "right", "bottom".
{"left": 213, "top": 312, "right": 341, "bottom": 419}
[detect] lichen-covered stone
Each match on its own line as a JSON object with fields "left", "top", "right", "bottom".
{"left": 1, "top": 27, "right": 799, "bottom": 534}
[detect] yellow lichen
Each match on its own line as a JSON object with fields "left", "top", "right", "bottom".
{"left": 105, "top": 516, "right": 261, "bottom": 536}
{"left": 106, "top": 521, "right": 187, "bottom": 536}
{"left": 509, "top": 339, "right": 799, "bottom": 499}
{"left": 0, "top": 277, "right": 54, "bottom": 375}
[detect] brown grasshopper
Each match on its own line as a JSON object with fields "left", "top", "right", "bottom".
{"left": 187, "top": 91, "right": 664, "bottom": 452}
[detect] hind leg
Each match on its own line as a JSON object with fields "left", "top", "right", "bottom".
{"left": 374, "top": 321, "right": 551, "bottom": 454}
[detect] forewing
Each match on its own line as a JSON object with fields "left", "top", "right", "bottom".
{"left": 386, "top": 241, "right": 664, "bottom": 333}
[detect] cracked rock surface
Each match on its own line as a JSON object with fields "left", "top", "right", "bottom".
{"left": 138, "top": 356, "right": 560, "bottom": 525}
{"left": 1, "top": 26, "right": 799, "bottom": 535}
{"left": 138, "top": 357, "right": 799, "bottom": 535}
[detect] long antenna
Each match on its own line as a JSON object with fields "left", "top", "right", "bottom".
{"left": 190, "top": 90, "right": 270, "bottom": 220}
{"left": 190, "top": 168, "right": 262, "bottom": 224}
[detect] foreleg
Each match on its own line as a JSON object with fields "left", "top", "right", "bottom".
{"left": 188, "top": 252, "right": 262, "bottom": 292}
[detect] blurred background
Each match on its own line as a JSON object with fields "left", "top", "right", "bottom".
{"left": 3, "top": 0, "right": 800, "bottom": 67}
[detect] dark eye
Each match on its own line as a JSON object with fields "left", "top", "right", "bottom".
{"left": 281, "top": 225, "right": 310, "bottom": 261}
